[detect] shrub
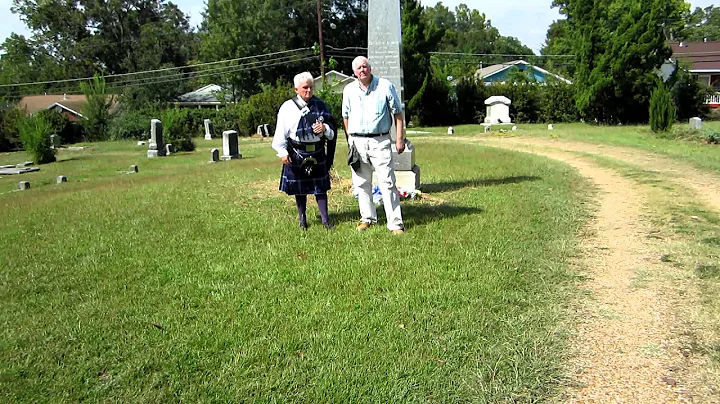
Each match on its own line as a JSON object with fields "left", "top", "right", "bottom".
{"left": 80, "top": 75, "right": 115, "bottom": 141}
{"left": 0, "top": 107, "right": 25, "bottom": 152}
{"left": 18, "top": 114, "right": 56, "bottom": 164}
{"left": 407, "top": 73, "right": 452, "bottom": 126}
{"left": 649, "top": 82, "right": 676, "bottom": 133}
{"left": 540, "top": 83, "right": 579, "bottom": 123}
{"left": 669, "top": 64, "right": 711, "bottom": 121}
{"left": 160, "top": 108, "right": 195, "bottom": 152}
{"left": 234, "top": 84, "right": 291, "bottom": 136}
{"left": 36, "top": 109, "right": 84, "bottom": 144}
{"left": 706, "top": 130, "right": 720, "bottom": 144}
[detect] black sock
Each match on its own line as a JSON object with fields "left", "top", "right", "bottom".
{"left": 295, "top": 195, "right": 307, "bottom": 224}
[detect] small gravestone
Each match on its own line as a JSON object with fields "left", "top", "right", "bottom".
{"left": 165, "top": 143, "right": 175, "bottom": 155}
{"left": 221, "top": 130, "right": 241, "bottom": 160}
{"left": 690, "top": 117, "right": 703, "bottom": 130}
{"left": 16, "top": 161, "right": 34, "bottom": 168}
{"left": 393, "top": 141, "right": 415, "bottom": 171}
{"left": 137, "top": 141, "right": 146, "bottom": 146}
{"left": 263, "top": 124, "right": 271, "bottom": 137}
{"left": 18, "top": 181, "right": 30, "bottom": 190}
{"left": 548, "top": 124, "right": 554, "bottom": 130}
{"left": 484, "top": 96, "right": 512, "bottom": 124}
{"left": 50, "top": 134, "right": 61, "bottom": 149}
{"left": 147, "top": 119, "right": 166, "bottom": 158}
{"left": 130, "top": 165, "right": 139, "bottom": 173}
{"left": 204, "top": 119, "right": 214, "bottom": 140}
{"left": 447, "top": 126, "right": 454, "bottom": 135}
{"left": 56, "top": 175, "right": 67, "bottom": 184}
{"left": 210, "top": 148, "right": 220, "bottom": 162}
{"left": 256, "top": 125, "right": 264, "bottom": 137}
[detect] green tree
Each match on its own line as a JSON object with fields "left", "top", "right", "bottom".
{"left": 80, "top": 75, "right": 114, "bottom": 141}
{"left": 683, "top": 6, "right": 720, "bottom": 41}
{"left": 6, "top": 0, "right": 197, "bottom": 99}
{"left": 649, "top": 80, "right": 676, "bottom": 132}
{"left": 566, "top": 0, "right": 683, "bottom": 123}
{"left": 402, "top": 0, "right": 443, "bottom": 106}
{"left": 540, "top": 19, "right": 575, "bottom": 78}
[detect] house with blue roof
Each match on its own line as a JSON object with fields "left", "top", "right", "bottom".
{"left": 474, "top": 60, "right": 572, "bottom": 84}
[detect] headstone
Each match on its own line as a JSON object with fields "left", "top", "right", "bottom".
{"left": 256, "top": 125, "right": 264, "bottom": 137}
{"left": 221, "top": 130, "right": 241, "bottom": 160}
{"left": 263, "top": 124, "right": 271, "bottom": 137}
{"left": 690, "top": 117, "right": 703, "bottom": 130}
{"left": 368, "top": 0, "right": 419, "bottom": 189}
{"left": 165, "top": 143, "right": 175, "bottom": 155}
{"left": 484, "top": 96, "right": 512, "bottom": 124}
{"left": 512, "top": 126, "right": 517, "bottom": 131}
{"left": 50, "top": 134, "right": 61, "bottom": 149}
{"left": 56, "top": 176, "right": 67, "bottom": 184}
{"left": 210, "top": 148, "right": 220, "bottom": 162}
{"left": 548, "top": 124, "right": 554, "bottom": 130}
{"left": 137, "top": 141, "right": 146, "bottom": 146}
{"left": 18, "top": 181, "right": 30, "bottom": 190}
{"left": 393, "top": 141, "right": 415, "bottom": 171}
{"left": 147, "top": 119, "right": 166, "bottom": 158}
{"left": 16, "top": 161, "right": 34, "bottom": 168}
{"left": 204, "top": 119, "right": 214, "bottom": 140}
{"left": 447, "top": 126, "right": 454, "bottom": 135}
{"left": 130, "top": 165, "right": 139, "bottom": 173}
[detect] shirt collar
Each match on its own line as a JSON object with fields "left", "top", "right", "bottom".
{"left": 356, "top": 75, "right": 377, "bottom": 93}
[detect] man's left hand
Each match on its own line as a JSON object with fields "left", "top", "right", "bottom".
{"left": 395, "top": 139, "right": 405, "bottom": 154}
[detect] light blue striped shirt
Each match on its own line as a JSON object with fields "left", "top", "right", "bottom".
{"left": 342, "top": 76, "right": 402, "bottom": 135}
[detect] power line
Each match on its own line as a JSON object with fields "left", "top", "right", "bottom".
{"left": 3, "top": 53, "right": 318, "bottom": 97}
{"left": 430, "top": 52, "right": 575, "bottom": 58}
{"left": 0, "top": 48, "right": 313, "bottom": 88}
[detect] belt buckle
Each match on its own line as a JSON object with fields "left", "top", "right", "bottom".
{"left": 306, "top": 144, "right": 316, "bottom": 152}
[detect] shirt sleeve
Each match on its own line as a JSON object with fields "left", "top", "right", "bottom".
{"left": 386, "top": 81, "right": 402, "bottom": 116}
{"left": 271, "top": 104, "right": 289, "bottom": 158}
{"left": 341, "top": 85, "right": 351, "bottom": 119}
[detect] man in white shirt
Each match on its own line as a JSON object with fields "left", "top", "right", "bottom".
{"left": 342, "top": 56, "right": 405, "bottom": 234}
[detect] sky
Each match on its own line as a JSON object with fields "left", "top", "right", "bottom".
{"left": 0, "top": 0, "right": 717, "bottom": 55}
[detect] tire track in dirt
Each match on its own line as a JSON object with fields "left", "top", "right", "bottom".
{"left": 452, "top": 136, "right": 720, "bottom": 403}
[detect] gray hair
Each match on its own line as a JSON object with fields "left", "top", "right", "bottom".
{"left": 352, "top": 56, "right": 371, "bottom": 70}
{"left": 293, "top": 72, "right": 314, "bottom": 88}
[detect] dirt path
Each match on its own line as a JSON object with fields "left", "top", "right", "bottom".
{"left": 452, "top": 136, "right": 720, "bottom": 402}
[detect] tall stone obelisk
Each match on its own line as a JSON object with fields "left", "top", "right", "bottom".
{"left": 367, "top": 0, "right": 420, "bottom": 190}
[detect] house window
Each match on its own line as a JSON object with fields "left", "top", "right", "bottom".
{"left": 711, "top": 75, "right": 720, "bottom": 91}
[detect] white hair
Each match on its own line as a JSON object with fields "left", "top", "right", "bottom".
{"left": 352, "top": 56, "right": 371, "bottom": 70}
{"left": 293, "top": 72, "right": 314, "bottom": 88}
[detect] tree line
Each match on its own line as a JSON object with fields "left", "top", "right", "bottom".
{"left": 1, "top": 0, "right": 720, "bottom": 149}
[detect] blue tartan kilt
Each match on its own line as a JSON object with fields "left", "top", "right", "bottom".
{"left": 279, "top": 147, "right": 331, "bottom": 195}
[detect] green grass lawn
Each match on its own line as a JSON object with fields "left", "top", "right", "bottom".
{"left": 1, "top": 136, "right": 589, "bottom": 402}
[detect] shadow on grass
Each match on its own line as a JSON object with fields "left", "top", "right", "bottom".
{"left": 421, "top": 175, "right": 541, "bottom": 193}
{"left": 331, "top": 204, "right": 483, "bottom": 228}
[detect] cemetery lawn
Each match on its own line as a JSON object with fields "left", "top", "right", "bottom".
{"left": 414, "top": 122, "right": 720, "bottom": 172}
{"left": 0, "top": 137, "right": 589, "bottom": 402}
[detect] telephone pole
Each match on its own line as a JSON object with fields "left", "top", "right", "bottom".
{"left": 316, "top": 0, "right": 326, "bottom": 85}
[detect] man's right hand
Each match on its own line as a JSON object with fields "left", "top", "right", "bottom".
{"left": 281, "top": 155, "right": 291, "bottom": 165}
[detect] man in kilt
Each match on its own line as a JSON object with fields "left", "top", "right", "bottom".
{"left": 272, "top": 72, "right": 337, "bottom": 230}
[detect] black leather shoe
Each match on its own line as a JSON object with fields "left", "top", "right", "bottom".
{"left": 299, "top": 221, "right": 308, "bottom": 230}
{"left": 322, "top": 222, "right": 335, "bottom": 230}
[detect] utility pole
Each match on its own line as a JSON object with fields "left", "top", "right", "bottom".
{"left": 316, "top": 0, "right": 326, "bottom": 86}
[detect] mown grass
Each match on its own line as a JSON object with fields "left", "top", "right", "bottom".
{"left": 412, "top": 122, "right": 720, "bottom": 173}
{"left": 1, "top": 136, "right": 589, "bottom": 402}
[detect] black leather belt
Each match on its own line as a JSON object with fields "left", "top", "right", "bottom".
{"left": 352, "top": 132, "right": 389, "bottom": 138}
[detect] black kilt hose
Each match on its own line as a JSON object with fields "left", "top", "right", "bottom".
{"left": 278, "top": 96, "right": 336, "bottom": 195}
{"left": 280, "top": 139, "right": 331, "bottom": 195}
